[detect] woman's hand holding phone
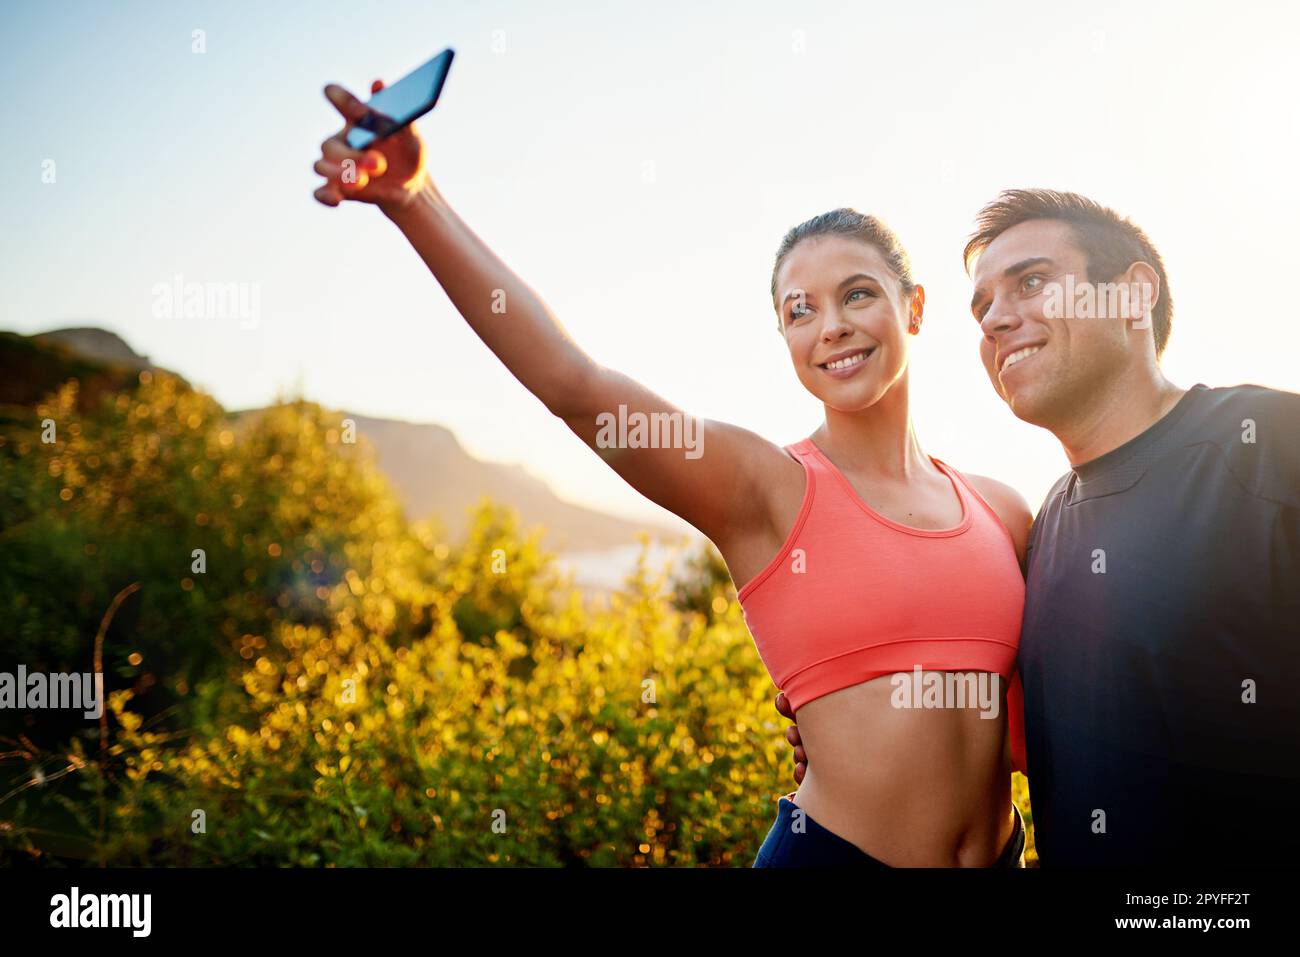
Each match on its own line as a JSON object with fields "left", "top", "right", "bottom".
{"left": 313, "top": 80, "right": 430, "bottom": 215}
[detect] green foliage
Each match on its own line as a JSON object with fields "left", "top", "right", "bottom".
{"left": 0, "top": 365, "right": 1037, "bottom": 866}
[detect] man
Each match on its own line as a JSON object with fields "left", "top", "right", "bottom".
{"left": 779, "top": 189, "right": 1300, "bottom": 866}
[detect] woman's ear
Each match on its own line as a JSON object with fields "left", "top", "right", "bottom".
{"left": 908, "top": 284, "right": 926, "bottom": 334}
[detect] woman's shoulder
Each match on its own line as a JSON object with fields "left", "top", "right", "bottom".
{"left": 950, "top": 469, "right": 1034, "bottom": 561}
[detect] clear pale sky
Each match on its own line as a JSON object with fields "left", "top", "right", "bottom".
{"left": 4, "top": 0, "right": 1299, "bottom": 527}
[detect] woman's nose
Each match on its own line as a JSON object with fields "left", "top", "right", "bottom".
{"left": 820, "top": 308, "right": 853, "bottom": 339}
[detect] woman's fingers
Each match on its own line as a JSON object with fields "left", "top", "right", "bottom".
{"left": 321, "top": 136, "right": 365, "bottom": 164}
{"left": 313, "top": 184, "right": 342, "bottom": 207}
{"left": 363, "top": 150, "right": 387, "bottom": 176}
{"left": 315, "top": 81, "right": 397, "bottom": 207}
{"left": 321, "top": 136, "right": 386, "bottom": 175}
{"left": 324, "top": 83, "right": 369, "bottom": 123}
{"left": 314, "top": 158, "right": 370, "bottom": 191}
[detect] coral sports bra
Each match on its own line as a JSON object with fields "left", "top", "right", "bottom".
{"left": 737, "top": 438, "right": 1028, "bottom": 769}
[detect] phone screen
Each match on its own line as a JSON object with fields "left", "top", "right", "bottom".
{"left": 347, "top": 48, "right": 454, "bottom": 150}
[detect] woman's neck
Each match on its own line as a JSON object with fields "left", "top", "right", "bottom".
{"left": 811, "top": 375, "right": 929, "bottom": 479}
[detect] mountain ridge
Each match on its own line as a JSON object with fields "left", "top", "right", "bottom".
{"left": 2, "top": 326, "right": 694, "bottom": 554}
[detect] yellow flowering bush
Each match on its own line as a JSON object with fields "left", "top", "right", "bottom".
{"left": 0, "top": 365, "right": 1036, "bottom": 866}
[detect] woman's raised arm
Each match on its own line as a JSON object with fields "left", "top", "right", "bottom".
{"left": 312, "top": 81, "right": 786, "bottom": 545}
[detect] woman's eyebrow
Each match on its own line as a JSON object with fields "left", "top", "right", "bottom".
{"left": 836, "top": 272, "right": 880, "bottom": 290}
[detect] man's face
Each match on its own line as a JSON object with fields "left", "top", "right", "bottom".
{"left": 969, "top": 219, "right": 1135, "bottom": 428}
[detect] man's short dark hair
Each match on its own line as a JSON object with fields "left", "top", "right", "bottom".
{"left": 963, "top": 189, "right": 1174, "bottom": 357}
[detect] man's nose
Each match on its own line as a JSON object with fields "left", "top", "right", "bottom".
{"left": 980, "top": 297, "right": 1022, "bottom": 338}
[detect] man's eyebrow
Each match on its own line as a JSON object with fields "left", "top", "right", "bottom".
{"left": 969, "top": 257, "right": 1056, "bottom": 315}
{"left": 781, "top": 273, "right": 881, "bottom": 306}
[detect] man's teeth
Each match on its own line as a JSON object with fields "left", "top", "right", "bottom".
{"left": 823, "top": 350, "right": 870, "bottom": 370}
{"left": 1002, "top": 345, "right": 1042, "bottom": 371}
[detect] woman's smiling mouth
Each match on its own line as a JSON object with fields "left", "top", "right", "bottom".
{"left": 817, "top": 347, "right": 875, "bottom": 377}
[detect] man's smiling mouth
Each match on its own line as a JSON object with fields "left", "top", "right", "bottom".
{"left": 998, "top": 343, "right": 1046, "bottom": 374}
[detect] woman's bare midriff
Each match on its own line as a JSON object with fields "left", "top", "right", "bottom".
{"left": 787, "top": 674, "right": 1015, "bottom": 867}
{"left": 720, "top": 443, "right": 1018, "bottom": 866}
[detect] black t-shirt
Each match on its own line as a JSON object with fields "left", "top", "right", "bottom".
{"left": 1019, "top": 383, "right": 1300, "bottom": 866}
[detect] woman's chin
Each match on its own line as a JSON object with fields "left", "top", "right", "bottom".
{"left": 820, "top": 383, "right": 890, "bottom": 413}
{"left": 796, "top": 363, "right": 895, "bottom": 410}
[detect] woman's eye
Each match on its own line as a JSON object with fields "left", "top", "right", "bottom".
{"left": 847, "top": 288, "right": 875, "bottom": 302}
{"left": 789, "top": 305, "right": 811, "bottom": 321}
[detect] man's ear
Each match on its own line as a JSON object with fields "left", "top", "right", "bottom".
{"left": 1123, "top": 262, "right": 1159, "bottom": 331}
{"left": 908, "top": 284, "right": 926, "bottom": 334}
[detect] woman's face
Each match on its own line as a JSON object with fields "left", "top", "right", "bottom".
{"left": 773, "top": 234, "right": 922, "bottom": 411}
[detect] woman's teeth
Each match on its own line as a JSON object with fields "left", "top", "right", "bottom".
{"left": 822, "top": 350, "right": 870, "bottom": 370}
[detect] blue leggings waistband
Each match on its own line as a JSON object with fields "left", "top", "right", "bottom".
{"left": 752, "top": 795, "right": 1026, "bottom": 868}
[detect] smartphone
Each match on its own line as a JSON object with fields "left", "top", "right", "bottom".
{"left": 345, "top": 48, "right": 454, "bottom": 150}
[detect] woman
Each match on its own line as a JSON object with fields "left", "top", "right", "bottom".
{"left": 312, "top": 79, "right": 1031, "bottom": 868}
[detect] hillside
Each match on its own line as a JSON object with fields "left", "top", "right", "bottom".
{"left": 1, "top": 327, "right": 690, "bottom": 555}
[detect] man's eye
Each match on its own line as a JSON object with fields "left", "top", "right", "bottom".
{"left": 1021, "top": 274, "right": 1044, "bottom": 292}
